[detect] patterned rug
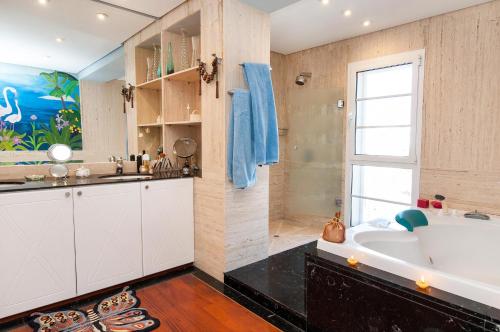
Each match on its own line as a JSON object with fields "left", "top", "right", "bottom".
{"left": 29, "top": 287, "right": 160, "bottom": 332}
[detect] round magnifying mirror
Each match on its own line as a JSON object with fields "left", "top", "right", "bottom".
{"left": 47, "top": 144, "right": 73, "bottom": 163}
{"left": 173, "top": 138, "right": 197, "bottom": 158}
{"left": 49, "top": 164, "right": 69, "bottom": 178}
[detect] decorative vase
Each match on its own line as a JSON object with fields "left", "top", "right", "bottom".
{"left": 191, "top": 35, "right": 200, "bottom": 67}
{"left": 157, "top": 62, "right": 162, "bottom": 78}
{"left": 180, "top": 29, "right": 189, "bottom": 70}
{"left": 166, "top": 42, "right": 175, "bottom": 75}
{"left": 146, "top": 57, "right": 153, "bottom": 81}
{"left": 152, "top": 44, "right": 160, "bottom": 79}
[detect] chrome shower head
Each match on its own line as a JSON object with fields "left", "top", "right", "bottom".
{"left": 295, "top": 72, "right": 312, "bottom": 85}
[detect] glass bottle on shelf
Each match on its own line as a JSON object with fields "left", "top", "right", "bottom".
{"left": 153, "top": 44, "right": 160, "bottom": 79}
{"left": 146, "top": 57, "right": 153, "bottom": 81}
{"left": 191, "top": 35, "right": 200, "bottom": 67}
{"left": 180, "top": 28, "right": 189, "bottom": 70}
{"left": 166, "top": 42, "right": 175, "bottom": 75}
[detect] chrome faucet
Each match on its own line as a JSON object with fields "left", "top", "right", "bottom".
{"left": 464, "top": 210, "right": 490, "bottom": 220}
{"left": 116, "top": 157, "right": 124, "bottom": 174}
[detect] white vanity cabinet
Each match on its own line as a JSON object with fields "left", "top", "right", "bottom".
{"left": 141, "top": 178, "right": 194, "bottom": 275}
{"left": 0, "top": 178, "right": 194, "bottom": 319}
{"left": 73, "top": 182, "right": 143, "bottom": 295}
{"left": 0, "top": 189, "right": 76, "bottom": 319}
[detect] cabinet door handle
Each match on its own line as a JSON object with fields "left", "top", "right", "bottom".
{"left": 77, "top": 191, "right": 82, "bottom": 196}
{"left": 65, "top": 192, "right": 71, "bottom": 198}
{"left": 145, "top": 185, "right": 149, "bottom": 190}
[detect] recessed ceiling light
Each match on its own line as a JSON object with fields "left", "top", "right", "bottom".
{"left": 363, "top": 20, "right": 371, "bottom": 27}
{"left": 55, "top": 37, "right": 64, "bottom": 43}
{"left": 38, "top": 0, "right": 49, "bottom": 5}
{"left": 320, "top": 0, "right": 330, "bottom": 5}
{"left": 96, "top": 13, "right": 108, "bottom": 21}
{"left": 343, "top": 9, "right": 352, "bottom": 17}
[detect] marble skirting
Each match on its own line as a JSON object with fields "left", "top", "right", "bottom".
{"left": 306, "top": 249, "right": 500, "bottom": 332}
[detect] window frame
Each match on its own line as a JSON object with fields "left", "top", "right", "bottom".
{"left": 345, "top": 50, "right": 425, "bottom": 227}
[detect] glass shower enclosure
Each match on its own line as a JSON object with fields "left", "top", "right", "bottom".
{"left": 284, "top": 88, "right": 344, "bottom": 225}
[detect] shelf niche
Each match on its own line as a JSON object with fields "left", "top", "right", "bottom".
{"left": 134, "top": 34, "right": 162, "bottom": 86}
{"left": 138, "top": 125, "right": 162, "bottom": 157}
{"left": 135, "top": 34, "right": 163, "bottom": 129}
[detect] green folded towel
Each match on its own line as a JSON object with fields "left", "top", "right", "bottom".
{"left": 395, "top": 210, "right": 428, "bottom": 232}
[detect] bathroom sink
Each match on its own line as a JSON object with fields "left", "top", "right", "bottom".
{"left": 0, "top": 181, "right": 25, "bottom": 188}
{"left": 100, "top": 174, "right": 153, "bottom": 180}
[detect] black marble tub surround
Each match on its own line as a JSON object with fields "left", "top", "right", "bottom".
{"left": 306, "top": 249, "right": 500, "bottom": 332}
{"left": 0, "top": 173, "right": 193, "bottom": 193}
{"left": 225, "top": 242, "right": 317, "bottom": 330}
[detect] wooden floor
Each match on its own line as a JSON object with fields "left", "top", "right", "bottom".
{"left": 9, "top": 274, "right": 281, "bottom": 332}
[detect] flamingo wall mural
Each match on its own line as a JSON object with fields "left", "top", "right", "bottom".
{"left": 0, "top": 63, "right": 82, "bottom": 151}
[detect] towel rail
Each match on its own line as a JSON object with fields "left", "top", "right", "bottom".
{"left": 239, "top": 64, "right": 272, "bottom": 70}
{"left": 228, "top": 64, "right": 272, "bottom": 95}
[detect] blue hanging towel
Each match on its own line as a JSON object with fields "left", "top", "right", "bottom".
{"left": 243, "top": 63, "right": 279, "bottom": 165}
{"left": 227, "top": 89, "right": 256, "bottom": 189}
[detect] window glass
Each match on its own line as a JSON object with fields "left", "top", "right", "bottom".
{"left": 351, "top": 197, "right": 410, "bottom": 226}
{"left": 352, "top": 165, "right": 412, "bottom": 204}
{"left": 356, "top": 96, "right": 412, "bottom": 127}
{"left": 355, "top": 127, "right": 411, "bottom": 156}
{"left": 356, "top": 64, "right": 413, "bottom": 99}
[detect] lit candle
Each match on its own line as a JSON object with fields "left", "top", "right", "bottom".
{"left": 347, "top": 255, "right": 358, "bottom": 266}
{"left": 416, "top": 276, "right": 429, "bottom": 290}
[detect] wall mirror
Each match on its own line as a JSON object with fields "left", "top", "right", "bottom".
{"left": 0, "top": 0, "right": 165, "bottom": 166}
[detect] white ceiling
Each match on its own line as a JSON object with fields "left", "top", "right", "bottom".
{"left": 0, "top": 0, "right": 184, "bottom": 74}
{"left": 266, "top": 0, "right": 492, "bottom": 54}
{"left": 103, "top": 0, "right": 184, "bottom": 17}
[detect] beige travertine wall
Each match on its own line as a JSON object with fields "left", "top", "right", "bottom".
{"left": 223, "top": 0, "right": 271, "bottom": 272}
{"left": 79, "top": 79, "right": 127, "bottom": 161}
{"left": 269, "top": 52, "right": 287, "bottom": 221}
{"left": 268, "top": 0, "right": 500, "bottom": 217}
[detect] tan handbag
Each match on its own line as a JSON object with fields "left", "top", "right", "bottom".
{"left": 322, "top": 213, "right": 345, "bottom": 243}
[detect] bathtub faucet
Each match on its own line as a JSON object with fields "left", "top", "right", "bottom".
{"left": 464, "top": 210, "right": 490, "bottom": 220}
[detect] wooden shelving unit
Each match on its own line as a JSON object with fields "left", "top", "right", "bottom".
{"left": 165, "top": 66, "right": 199, "bottom": 82}
{"left": 165, "top": 120, "right": 201, "bottom": 126}
{"left": 138, "top": 122, "right": 163, "bottom": 127}
{"left": 134, "top": 11, "right": 202, "bottom": 173}
{"left": 136, "top": 77, "right": 162, "bottom": 90}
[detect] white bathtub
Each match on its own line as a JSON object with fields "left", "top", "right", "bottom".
{"left": 317, "top": 212, "right": 500, "bottom": 309}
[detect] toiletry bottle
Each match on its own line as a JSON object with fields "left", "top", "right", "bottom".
{"left": 142, "top": 150, "right": 151, "bottom": 173}
{"left": 434, "top": 194, "right": 448, "bottom": 214}
{"left": 136, "top": 153, "right": 142, "bottom": 174}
